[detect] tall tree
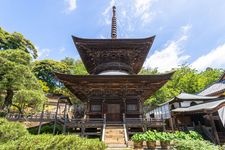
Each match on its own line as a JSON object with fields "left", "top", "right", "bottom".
{"left": 0, "top": 27, "right": 38, "bottom": 58}
{"left": 32, "top": 59, "right": 70, "bottom": 93}
{"left": 0, "top": 50, "right": 45, "bottom": 112}
{"left": 0, "top": 27, "right": 45, "bottom": 113}
{"left": 61, "top": 57, "right": 88, "bottom": 75}
{"left": 143, "top": 66, "right": 223, "bottom": 106}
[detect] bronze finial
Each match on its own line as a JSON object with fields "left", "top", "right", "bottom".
{"left": 111, "top": 6, "right": 117, "bottom": 39}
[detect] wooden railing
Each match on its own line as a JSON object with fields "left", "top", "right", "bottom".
{"left": 6, "top": 113, "right": 64, "bottom": 122}
{"left": 123, "top": 113, "right": 128, "bottom": 146}
{"left": 101, "top": 114, "right": 106, "bottom": 141}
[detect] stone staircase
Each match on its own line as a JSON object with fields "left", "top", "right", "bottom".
{"left": 104, "top": 125, "right": 127, "bottom": 148}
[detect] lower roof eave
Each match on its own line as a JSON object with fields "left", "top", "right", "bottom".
{"left": 54, "top": 72, "right": 174, "bottom": 102}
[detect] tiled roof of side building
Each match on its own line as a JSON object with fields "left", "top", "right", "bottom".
{"left": 198, "top": 81, "right": 225, "bottom": 96}
{"left": 198, "top": 71, "right": 225, "bottom": 96}
{"left": 172, "top": 98, "right": 225, "bottom": 113}
{"left": 176, "top": 92, "right": 218, "bottom": 100}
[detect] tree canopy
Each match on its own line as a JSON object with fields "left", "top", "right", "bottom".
{"left": 0, "top": 27, "right": 38, "bottom": 58}
{"left": 32, "top": 59, "right": 70, "bottom": 93}
{"left": 0, "top": 50, "right": 45, "bottom": 113}
{"left": 143, "top": 66, "right": 223, "bottom": 106}
{"left": 0, "top": 28, "right": 46, "bottom": 113}
{"left": 32, "top": 58, "right": 87, "bottom": 103}
{"left": 61, "top": 57, "right": 88, "bottom": 75}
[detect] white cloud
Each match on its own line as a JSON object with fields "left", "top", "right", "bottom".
{"left": 102, "top": 0, "right": 116, "bottom": 25}
{"left": 64, "top": 0, "right": 77, "bottom": 14}
{"left": 102, "top": 0, "right": 157, "bottom": 35}
{"left": 190, "top": 43, "right": 225, "bottom": 70}
{"left": 36, "top": 46, "right": 51, "bottom": 60}
{"left": 134, "top": 0, "right": 156, "bottom": 24}
{"left": 98, "top": 34, "right": 106, "bottom": 39}
{"left": 144, "top": 24, "right": 191, "bottom": 72}
{"left": 59, "top": 47, "right": 66, "bottom": 53}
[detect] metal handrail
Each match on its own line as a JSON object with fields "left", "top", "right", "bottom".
{"left": 101, "top": 114, "right": 106, "bottom": 141}
{"left": 123, "top": 113, "right": 128, "bottom": 146}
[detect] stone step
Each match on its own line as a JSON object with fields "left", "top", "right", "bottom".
{"left": 105, "top": 128, "right": 123, "bottom": 131}
{"left": 105, "top": 135, "right": 124, "bottom": 138}
{"left": 105, "top": 129, "right": 124, "bottom": 131}
{"left": 105, "top": 136, "right": 124, "bottom": 138}
{"left": 106, "top": 144, "right": 128, "bottom": 149}
{"left": 105, "top": 132, "right": 124, "bottom": 135}
{"left": 105, "top": 128, "right": 124, "bottom": 130}
{"left": 105, "top": 137, "right": 125, "bottom": 141}
{"left": 105, "top": 141, "right": 125, "bottom": 144}
{"left": 104, "top": 125, "right": 126, "bottom": 146}
{"left": 105, "top": 131, "right": 124, "bottom": 134}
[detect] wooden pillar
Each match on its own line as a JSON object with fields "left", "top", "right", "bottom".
{"left": 86, "top": 101, "right": 89, "bottom": 119}
{"left": 209, "top": 113, "right": 220, "bottom": 145}
{"left": 102, "top": 100, "right": 105, "bottom": 118}
{"left": 123, "top": 97, "right": 126, "bottom": 116}
{"left": 81, "top": 115, "right": 86, "bottom": 137}
{"left": 169, "top": 118, "right": 174, "bottom": 131}
{"left": 53, "top": 100, "right": 60, "bottom": 134}
{"left": 38, "top": 103, "right": 45, "bottom": 134}
{"left": 139, "top": 99, "right": 143, "bottom": 118}
{"left": 172, "top": 114, "right": 176, "bottom": 130}
{"left": 63, "top": 103, "right": 67, "bottom": 134}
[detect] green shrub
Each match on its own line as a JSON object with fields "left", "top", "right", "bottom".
{"left": 143, "top": 130, "right": 203, "bottom": 141}
{"left": 188, "top": 131, "right": 203, "bottom": 140}
{"left": 0, "top": 111, "right": 7, "bottom": 117}
{"left": 0, "top": 118, "right": 28, "bottom": 143}
{"left": 0, "top": 134, "right": 106, "bottom": 150}
{"left": 174, "top": 139, "right": 220, "bottom": 150}
{"left": 131, "top": 133, "right": 145, "bottom": 142}
{"left": 144, "top": 130, "right": 156, "bottom": 141}
{"left": 155, "top": 132, "right": 172, "bottom": 141}
{"left": 28, "top": 124, "right": 62, "bottom": 134}
{"left": 0, "top": 118, "right": 106, "bottom": 150}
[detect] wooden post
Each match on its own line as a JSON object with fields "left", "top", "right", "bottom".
{"left": 63, "top": 103, "right": 67, "bottom": 134}
{"left": 86, "top": 101, "right": 89, "bottom": 119}
{"left": 38, "top": 103, "right": 45, "bottom": 134}
{"left": 172, "top": 114, "right": 176, "bottom": 130}
{"left": 139, "top": 99, "right": 143, "bottom": 118}
{"left": 53, "top": 99, "right": 60, "bottom": 134}
{"left": 102, "top": 100, "right": 104, "bottom": 118}
{"left": 124, "top": 98, "right": 126, "bottom": 113}
{"left": 169, "top": 118, "right": 174, "bottom": 131}
{"left": 81, "top": 114, "right": 86, "bottom": 137}
{"left": 209, "top": 113, "right": 220, "bottom": 145}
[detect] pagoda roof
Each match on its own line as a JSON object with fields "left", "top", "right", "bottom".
{"left": 72, "top": 36, "right": 155, "bottom": 74}
{"left": 54, "top": 72, "right": 174, "bottom": 102}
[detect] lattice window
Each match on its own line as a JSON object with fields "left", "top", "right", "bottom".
{"left": 127, "top": 104, "right": 138, "bottom": 111}
{"left": 91, "top": 104, "right": 101, "bottom": 112}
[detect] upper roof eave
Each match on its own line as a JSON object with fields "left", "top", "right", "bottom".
{"left": 71, "top": 35, "right": 156, "bottom": 74}
{"left": 72, "top": 35, "right": 156, "bottom": 44}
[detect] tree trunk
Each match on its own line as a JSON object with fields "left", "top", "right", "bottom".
{"left": 11, "top": 104, "right": 23, "bottom": 115}
{"left": 3, "top": 89, "right": 14, "bottom": 112}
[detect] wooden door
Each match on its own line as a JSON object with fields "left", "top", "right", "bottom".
{"left": 107, "top": 104, "right": 121, "bottom": 121}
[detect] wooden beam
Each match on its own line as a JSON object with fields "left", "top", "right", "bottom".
{"left": 209, "top": 113, "right": 220, "bottom": 145}
{"left": 63, "top": 104, "right": 67, "bottom": 134}
{"left": 53, "top": 100, "right": 60, "bottom": 134}
{"left": 38, "top": 104, "right": 45, "bottom": 134}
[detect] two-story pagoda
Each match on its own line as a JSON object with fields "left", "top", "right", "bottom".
{"left": 55, "top": 6, "right": 173, "bottom": 123}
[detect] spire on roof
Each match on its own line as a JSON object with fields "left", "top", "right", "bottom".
{"left": 111, "top": 6, "right": 117, "bottom": 39}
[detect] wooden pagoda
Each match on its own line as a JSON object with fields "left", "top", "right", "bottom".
{"left": 55, "top": 6, "right": 173, "bottom": 123}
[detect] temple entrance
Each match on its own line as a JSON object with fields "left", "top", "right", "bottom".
{"left": 107, "top": 104, "right": 121, "bottom": 122}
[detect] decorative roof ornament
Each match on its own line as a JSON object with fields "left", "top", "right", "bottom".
{"left": 111, "top": 6, "right": 117, "bottom": 39}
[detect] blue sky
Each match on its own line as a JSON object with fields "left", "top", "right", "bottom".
{"left": 1, "top": 0, "right": 225, "bottom": 72}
